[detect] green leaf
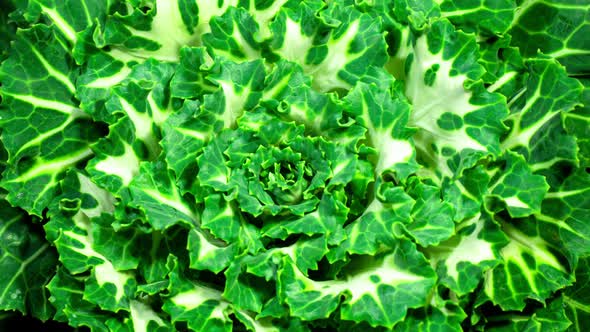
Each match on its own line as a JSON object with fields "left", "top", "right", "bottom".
{"left": 564, "top": 79, "right": 590, "bottom": 167}
{"left": 170, "top": 46, "right": 216, "bottom": 99}
{"left": 0, "top": 1, "right": 16, "bottom": 62}
{"left": 480, "top": 296, "right": 572, "bottom": 332}
{"left": 500, "top": 58, "right": 583, "bottom": 169}
{"left": 203, "top": 7, "right": 263, "bottom": 62}
{"left": 160, "top": 99, "right": 212, "bottom": 193}
{"left": 483, "top": 220, "right": 573, "bottom": 311}
{"left": 25, "top": 0, "right": 111, "bottom": 43}
{"left": 486, "top": 152, "right": 549, "bottom": 218}
{"left": 0, "top": 25, "right": 102, "bottom": 215}
{"left": 99, "top": 59, "right": 175, "bottom": 156}
{"left": 344, "top": 81, "right": 418, "bottom": 179}
{"left": 564, "top": 256, "right": 590, "bottom": 332}
{"left": 534, "top": 168, "right": 590, "bottom": 259}
{"left": 206, "top": 58, "right": 266, "bottom": 129}
{"left": 393, "top": 295, "right": 467, "bottom": 332}
{"left": 393, "top": 0, "right": 440, "bottom": 29}
{"left": 271, "top": 80, "right": 355, "bottom": 142}
{"left": 441, "top": 164, "right": 490, "bottom": 221}
{"left": 439, "top": 0, "right": 515, "bottom": 36}
{"left": 163, "top": 256, "right": 233, "bottom": 332}
{"left": 129, "top": 159, "right": 199, "bottom": 230}
{"left": 2, "top": 2, "right": 589, "bottom": 330}
{"left": 270, "top": 2, "right": 388, "bottom": 92}
{"left": 425, "top": 212, "right": 508, "bottom": 296}
{"left": 405, "top": 178, "right": 455, "bottom": 246}
{"left": 44, "top": 171, "right": 170, "bottom": 330}
{"left": 187, "top": 228, "right": 238, "bottom": 274}
{"left": 395, "top": 0, "right": 516, "bottom": 37}
{"left": 401, "top": 19, "right": 508, "bottom": 182}
{"left": 328, "top": 183, "right": 414, "bottom": 261}
{"left": 47, "top": 267, "right": 115, "bottom": 331}
{"left": 45, "top": 171, "right": 136, "bottom": 312}
{"left": 95, "top": 1, "right": 229, "bottom": 62}
{"left": 224, "top": 255, "right": 275, "bottom": 313}
{"left": 201, "top": 193, "right": 241, "bottom": 243}
{"left": 76, "top": 49, "right": 138, "bottom": 116}
{"left": 86, "top": 117, "right": 143, "bottom": 194}
{"left": 259, "top": 59, "right": 312, "bottom": 110}
{"left": 0, "top": 200, "right": 57, "bottom": 320}
{"left": 510, "top": 0, "right": 590, "bottom": 75}
{"left": 278, "top": 239, "right": 437, "bottom": 328}
{"left": 479, "top": 35, "right": 525, "bottom": 97}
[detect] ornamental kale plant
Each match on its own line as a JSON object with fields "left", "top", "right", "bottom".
{"left": 0, "top": 0, "right": 589, "bottom": 331}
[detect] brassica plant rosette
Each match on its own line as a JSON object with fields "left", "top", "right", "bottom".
{"left": 0, "top": 0, "right": 589, "bottom": 331}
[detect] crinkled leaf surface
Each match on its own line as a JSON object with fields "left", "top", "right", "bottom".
{"left": 0, "top": 1, "right": 589, "bottom": 331}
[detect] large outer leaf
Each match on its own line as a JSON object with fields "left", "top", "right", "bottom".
{"left": 25, "top": 0, "right": 112, "bottom": 43}
{"left": 400, "top": 19, "right": 508, "bottom": 182}
{"left": 534, "top": 169, "right": 590, "bottom": 259}
{"left": 0, "top": 25, "right": 102, "bottom": 215}
{"left": 500, "top": 58, "right": 583, "bottom": 169}
{"left": 510, "top": 0, "right": 590, "bottom": 75}
{"left": 438, "top": 0, "right": 515, "bottom": 36}
{"left": 278, "top": 239, "right": 437, "bottom": 329}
